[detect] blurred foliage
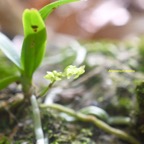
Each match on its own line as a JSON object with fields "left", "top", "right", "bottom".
{"left": 42, "top": 36, "right": 144, "bottom": 118}
{"left": 0, "top": 51, "right": 18, "bottom": 79}
{"left": 0, "top": 136, "right": 10, "bottom": 144}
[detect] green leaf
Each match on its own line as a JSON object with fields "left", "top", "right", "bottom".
{"left": 0, "top": 75, "right": 20, "bottom": 90}
{"left": 0, "top": 32, "right": 21, "bottom": 69}
{"left": 21, "top": 9, "right": 47, "bottom": 79}
{"left": 79, "top": 106, "right": 109, "bottom": 122}
{"left": 39, "top": 0, "right": 79, "bottom": 21}
{"left": 0, "top": 52, "right": 19, "bottom": 79}
{"left": 0, "top": 136, "right": 10, "bottom": 144}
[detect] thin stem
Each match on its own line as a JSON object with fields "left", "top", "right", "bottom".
{"left": 38, "top": 81, "right": 55, "bottom": 97}
{"left": 108, "top": 117, "right": 131, "bottom": 125}
{"left": 40, "top": 103, "right": 141, "bottom": 144}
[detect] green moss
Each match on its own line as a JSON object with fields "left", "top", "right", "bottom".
{"left": 0, "top": 136, "right": 10, "bottom": 144}
{"left": 135, "top": 81, "right": 144, "bottom": 141}
{"left": 135, "top": 81, "right": 144, "bottom": 110}
{"left": 41, "top": 109, "right": 95, "bottom": 144}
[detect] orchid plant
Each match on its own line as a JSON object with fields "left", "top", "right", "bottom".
{"left": 0, "top": 0, "right": 83, "bottom": 101}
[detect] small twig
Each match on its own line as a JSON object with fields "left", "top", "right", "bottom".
{"left": 40, "top": 103, "right": 141, "bottom": 144}
{"left": 9, "top": 123, "right": 20, "bottom": 139}
{"left": 31, "top": 95, "right": 48, "bottom": 144}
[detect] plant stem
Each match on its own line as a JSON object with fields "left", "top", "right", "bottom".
{"left": 21, "top": 74, "right": 33, "bottom": 101}
{"left": 40, "top": 103, "right": 141, "bottom": 144}
{"left": 108, "top": 116, "right": 131, "bottom": 125}
{"left": 38, "top": 81, "right": 55, "bottom": 97}
{"left": 31, "top": 95, "right": 48, "bottom": 144}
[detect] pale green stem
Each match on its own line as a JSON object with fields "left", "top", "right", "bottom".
{"left": 40, "top": 103, "right": 141, "bottom": 144}
{"left": 21, "top": 74, "right": 33, "bottom": 100}
{"left": 108, "top": 117, "right": 131, "bottom": 125}
{"left": 31, "top": 95, "right": 48, "bottom": 144}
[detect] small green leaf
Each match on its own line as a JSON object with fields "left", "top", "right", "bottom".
{"left": 0, "top": 136, "right": 10, "bottom": 144}
{"left": 39, "top": 0, "right": 79, "bottom": 20}
{"left": 0, "top": 32, "right": 21, "bottom": 69}
{"left": 0, "top": 75, "right": 20, "bottom": 90}
{"left": 21, "top": 9, "right": 47, "bottom": 79}
{"left": 79, "top": 106, "right": 109, "bottom": 122}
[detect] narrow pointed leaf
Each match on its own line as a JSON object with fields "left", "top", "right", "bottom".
{"left": 0, "top": 75, "right": 20, "bottom": 90}
{"left": 39, "top": 0, "right": 79, "bottom": 21}
{"left": 21, "top": 9, "right": 47, "bottom": 79}
{"left": 79, "top": 106, "right": 109, "bottom": 122}
{"left": 0, "top": 32, "right": 21, "bottom": 69}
